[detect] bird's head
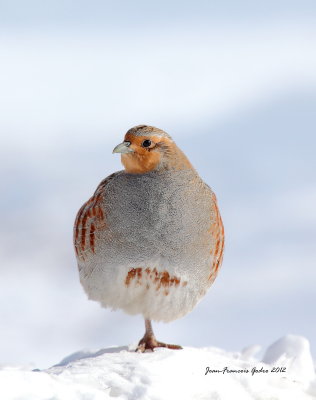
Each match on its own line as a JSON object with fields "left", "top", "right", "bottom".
{"left": 112, "top": 125, "right": 192, "bottom": 174}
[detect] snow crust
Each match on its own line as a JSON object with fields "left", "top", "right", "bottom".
{"left": 1, "top": 335, "right": 315, "bottom": 400}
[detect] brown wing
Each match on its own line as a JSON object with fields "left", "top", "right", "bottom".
{"left": 209, "top": 192, "right": 225, "bottom": 281}
{"left": 73, "top": 172, "right": 119, "bottom": 261}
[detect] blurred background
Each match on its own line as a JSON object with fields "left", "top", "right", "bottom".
{"left": 0, "top": 0, "right": 315, "bottom": 369}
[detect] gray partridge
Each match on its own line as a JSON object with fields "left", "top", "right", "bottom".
{"left": 74, "top": 125, "right": 224, "bottom": 352}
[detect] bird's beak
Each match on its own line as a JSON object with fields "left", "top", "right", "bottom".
{"left": 112, "top": 141, "right": 134, "bottom": 154}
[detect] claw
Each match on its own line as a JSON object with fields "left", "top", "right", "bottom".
{"left": 136, "top": 319, "right": 182, "bottom": 352}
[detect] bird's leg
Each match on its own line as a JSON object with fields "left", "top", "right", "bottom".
{"left": 136, "top": 318, "right": 182, "bottom": 352}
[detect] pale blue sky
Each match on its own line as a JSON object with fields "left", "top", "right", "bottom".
{"left": 1, "top": 0, "right": 316, "bottom": 27}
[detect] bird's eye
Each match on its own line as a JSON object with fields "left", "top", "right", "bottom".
{"left": 142, "top": 139, "right": 152, "bottom": 148}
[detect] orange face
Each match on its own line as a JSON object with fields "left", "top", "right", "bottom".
{"left": 113, "top": 128, "right": 193, "bottom": 174}
{"left": 121, "top": 134, "right": 173, "bottom": 174}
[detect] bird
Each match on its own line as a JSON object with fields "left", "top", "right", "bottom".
{"left": 74, "top": 125, "right": 224, "bottom": 352}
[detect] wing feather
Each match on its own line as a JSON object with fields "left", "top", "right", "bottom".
{"left": 74, "top": 172, "right": 119, "bottom": 261}
{"left": 209, "top": 192, "right": 225, "bottom": 281}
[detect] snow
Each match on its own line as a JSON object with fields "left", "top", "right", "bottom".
{"left": 1, "top": 335, "right": 315, "bottom": 400}
{"left": 262, "top": 335, "right": 315, "bottom": 383}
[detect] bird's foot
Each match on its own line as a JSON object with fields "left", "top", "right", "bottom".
{"left": 136, "top": 334, "right": 182, "bottom": 352}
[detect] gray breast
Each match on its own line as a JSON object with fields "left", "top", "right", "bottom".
{"left": 99, "top": 169, "right": 213, "bottom": 267}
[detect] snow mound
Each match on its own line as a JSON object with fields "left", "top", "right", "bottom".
{"left": 0, "top": 335, "right": 315, "bottom": 400}
{"left": 262, "top": 334, "right": 315, "bottom": 383}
